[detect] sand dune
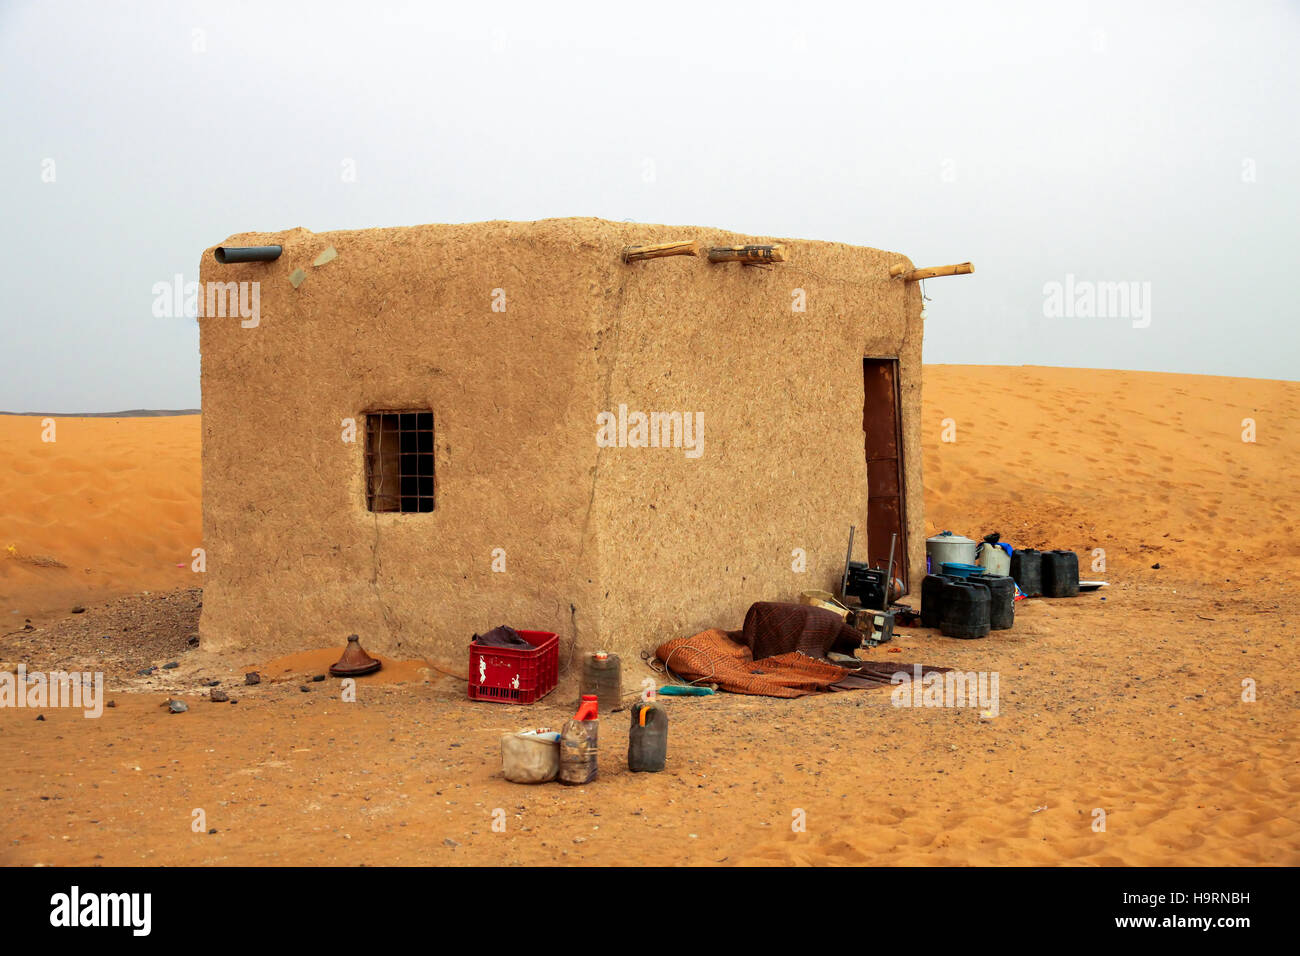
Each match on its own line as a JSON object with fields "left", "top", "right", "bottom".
{"left": 1, "top": 366, "right": 1297, "bottom": 867}
{"left": 0, "top": 414, "right": 201, "bottom": 622}
{"left": 923, "top": 366, "right": 1300, "bottom": 581}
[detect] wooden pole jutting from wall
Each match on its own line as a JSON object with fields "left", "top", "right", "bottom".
{"left": 621, "top": 240, "right": 700, "bottom": 263}
{"left": 706, "top": 244, "right": 787, "bottom": 264}
{"left": 890, "top": 261, "right": 974, "bottom": 282}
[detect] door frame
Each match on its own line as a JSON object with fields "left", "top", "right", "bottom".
{"left": 862, "top": 356, "right": 909, "bottom": 594}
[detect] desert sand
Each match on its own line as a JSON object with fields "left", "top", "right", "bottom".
{"left": 0, "top": 413, "right": 200, "bottom": 623}
{"left": 1, "top": 365, "right": 1297, "bottom": 866}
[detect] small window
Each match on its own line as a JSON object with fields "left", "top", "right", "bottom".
{"left": 365, "top": 410, "right": 434, "bottom": 512}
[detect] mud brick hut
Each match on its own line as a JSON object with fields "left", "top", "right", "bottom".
{"left": 197, "top": 218, "right": 947, "bottom": 662}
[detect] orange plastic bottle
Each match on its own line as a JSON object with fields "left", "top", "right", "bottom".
{"left": 574, "top": 693, "right": 598, "bottom": 721}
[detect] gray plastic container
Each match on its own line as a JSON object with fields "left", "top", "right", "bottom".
{"left": 628, "top": 702, "right": 668, "bottom": 772}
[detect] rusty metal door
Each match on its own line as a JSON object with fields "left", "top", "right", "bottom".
{"left": 862, "top": 358, "right": 908, "bottom": 592}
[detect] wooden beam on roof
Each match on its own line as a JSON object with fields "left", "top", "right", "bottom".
{"left": 706, "top": 244, "right": 786, "bottom": 264}
{"left": 621, "top": 240, "right": 699, "bottom": 263}
{"left": 890, "top": 261, "right": 974, "bottom": 282}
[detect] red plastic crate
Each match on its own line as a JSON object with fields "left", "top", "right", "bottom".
{"left": 467, "top": 630, "right": 559, "bottom": 705}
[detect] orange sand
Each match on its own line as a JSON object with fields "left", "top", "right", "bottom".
{"left": 254, "top": 648, "right": 433, "bottom": 686}
{"left": 1, "top": 366, "right": 1297, "bottom": 866}
{"left": 922, "top": 366, "right": 1300, "bottom": 581}
{"left": 0, "top": 414, "right": 201, "bottom": 623}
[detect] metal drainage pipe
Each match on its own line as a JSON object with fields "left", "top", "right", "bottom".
{"left": 214, "top": 245, "right": 282, "bottom": 264}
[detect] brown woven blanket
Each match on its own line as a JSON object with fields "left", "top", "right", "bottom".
{"left": 655, "top": 602, "right": 949, "bottom": 699}
{"left": 656, "top": 629, "right": 842, "bottom": 698}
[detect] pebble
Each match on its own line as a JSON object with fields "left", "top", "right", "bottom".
{"left": 244, "top": 672, "right": 261, "bottom": 686}
{"left": 202, "top": 679, "right": 220, "bottom": 687}
{"left": 167, "top": 699, "right": 188, "bottom": 714}
{"left": 71, "top": 606, "right": 85, "bottom": 614}
{"left": 311, "top": 674, "right": 326, "bottom": 683}
{"left": 162, "top": 661, "right": 179, "bottom": 670}
{"left": 210, "top": 689, "right": 229, "bottom": 702}
{"left": 137, "top": 666, "right": 157, "bottom": 676}
{"left": 299, "top": 685, "right": 310, "bottom": 693}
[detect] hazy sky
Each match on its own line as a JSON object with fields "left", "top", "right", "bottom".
{"left": 1, "top": 0, "right": 1297, "bottom": 411}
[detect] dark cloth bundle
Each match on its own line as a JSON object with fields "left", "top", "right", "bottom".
{"left": 471, "top": 625, "right": 534, "bottom": 649}
{"left": 737, "top": 602, "right": 863, "bottom": 660}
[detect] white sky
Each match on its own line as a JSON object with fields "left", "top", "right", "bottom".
{"left": 1, "top": 0, "right": 1297, "bottom": 411}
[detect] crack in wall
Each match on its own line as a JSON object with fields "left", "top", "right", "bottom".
{"left": 369, "top": 514, "right": 399, "bottom": 644}
{"left": 576, "top": 277, "right": 629, "bottom": 561}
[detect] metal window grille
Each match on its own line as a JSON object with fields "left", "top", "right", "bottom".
{"left": 364, "top": 411, "right": 434, "bottom": 512}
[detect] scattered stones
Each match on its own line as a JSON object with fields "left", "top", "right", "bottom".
{"left": 138, "top": 666, "right": 157, "bottom": 676}
{"left": 244, "top": 672, "right": 261, "bottom": 686}
{"left": 210, "top": 689, "right": 229, "bottom": 703}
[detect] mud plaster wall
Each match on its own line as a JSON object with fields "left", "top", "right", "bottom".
{"left": 198, "top": 218, "right": 924, "bottom": 665}
{"left": 590, "top": 228, "right": 925, "bottom": 653}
